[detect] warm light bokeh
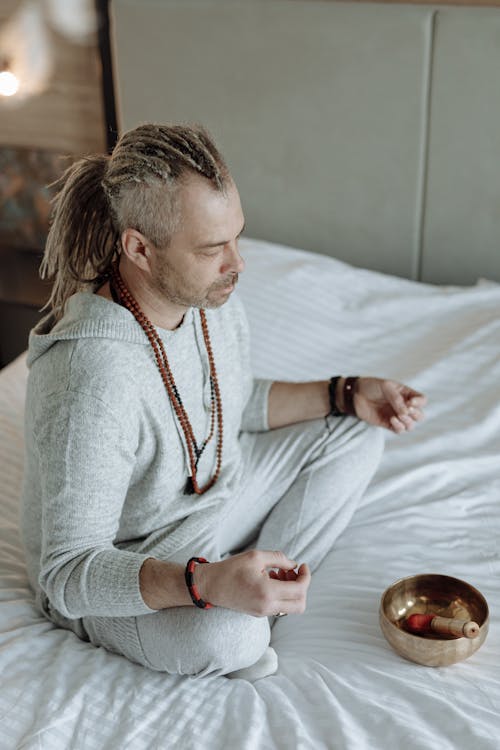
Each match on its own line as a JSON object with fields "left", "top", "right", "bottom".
{"left": 0, "top": 70, "right": 19, "bottom": 97}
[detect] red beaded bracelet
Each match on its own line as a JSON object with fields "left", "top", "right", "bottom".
{"left": 185, "top": 557, "right": 213, "bottom": 609}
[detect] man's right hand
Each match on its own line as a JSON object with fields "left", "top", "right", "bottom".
{"left": 196, "top": 549, "right": 311, "bottom": 617}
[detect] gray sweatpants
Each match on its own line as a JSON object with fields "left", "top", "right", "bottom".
{"left": 83, "top": 415, "right": 384, "bottom": 677}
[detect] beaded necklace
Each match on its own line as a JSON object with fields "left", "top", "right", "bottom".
{"left": 109, "top": 263, "right": 223, "bottom": 496}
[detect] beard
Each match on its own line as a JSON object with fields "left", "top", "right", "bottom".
{"left": 203, "top": 273, "right": 239, "bottom": 308}
{"left": 152, "top": 255, "right": 238, "bottom": 310}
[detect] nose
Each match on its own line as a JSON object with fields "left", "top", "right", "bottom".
{"left": 221, "top": 240, "right": 245, "bottom": 275}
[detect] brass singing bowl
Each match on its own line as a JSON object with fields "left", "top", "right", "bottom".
{"left": 380, "top": 574, "right": 489, "bottom": 667}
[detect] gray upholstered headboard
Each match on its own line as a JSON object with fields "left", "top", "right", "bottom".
{"left": 110, "top": 0, "right": 500, "bottom": 285}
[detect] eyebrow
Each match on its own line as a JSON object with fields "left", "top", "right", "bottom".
{"left": 195, "top": 221, "right": 246, "bottom": 250}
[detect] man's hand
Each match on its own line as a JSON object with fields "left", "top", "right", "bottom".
{"left": 196, "top": 549, "right": 311, "bottom": 617}
{"left": 350, "top": 377, "right": 427, "bottom": 434}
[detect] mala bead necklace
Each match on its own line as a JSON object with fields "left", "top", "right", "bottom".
{"left": 109, "top": 263, "right": 223, "bottom": 496}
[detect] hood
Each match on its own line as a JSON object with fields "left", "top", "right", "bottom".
{"left": 27, "top": 292, "right": 177, "bottom": 368}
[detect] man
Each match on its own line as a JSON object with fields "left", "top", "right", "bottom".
{"left": 21, "top": 123, "right": 426, "bottom": 681}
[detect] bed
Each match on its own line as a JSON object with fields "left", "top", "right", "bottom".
{"left": 1, "top": 235, "right": 499, "bottom": 749}
{"left": 2, "top": 0, "right": 500, "bottom": 747}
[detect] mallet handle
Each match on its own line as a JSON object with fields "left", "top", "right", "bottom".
{"left": 405, "top": 613, "right": 480, "bottom": 639}
{"left": 430, "top": 616, "right": 479, "bottom": 639}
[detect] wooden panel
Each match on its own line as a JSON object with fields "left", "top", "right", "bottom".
{"left": 421, "top": 8, "right": 500, "bottom": 284}
{"left": 0, "top": 5, "right": 106, "bottom": 154}
{"left": 0, "top": 4, "right": 106, "bottom": 367}
{"left": 336, "top": 1, "right": 500, "bottom": 6}
{"left": 113, "top": 0, "right": 432, "bottom": 279}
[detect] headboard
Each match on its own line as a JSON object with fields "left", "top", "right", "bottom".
{"left": 109, "top": 0, "right": 500, "bottom": 285}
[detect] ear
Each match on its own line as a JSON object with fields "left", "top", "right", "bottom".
{"left": 120, "top": 228, "right": 154, "bottom": 272}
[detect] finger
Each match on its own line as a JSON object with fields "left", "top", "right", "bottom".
{"left": 398, "top": 386, "right": 428, "bottom": 408}
{"left": 260, "top": 550, "right": 298, "bottom": 571}
{"left": 274, "top": 600, "right": 307, "bottom": 614}
{"left": 407, "top": 392, "right": 427, "bottom": 407}
{"left": 269, "top": 600, "right": 303, "bottom": 616}
{"left": 408, "top": 406, "right": 425, "bottom": 422}
{"left": 400, "top": 385, "right": 427, "bottom": 404}
{"left": 296, "top": 562, "right": 311, "bottom": 586}
{"left": 270, "top": 563, "right": 310, "bottom": 592}
{"left": 389, "top": 388, "right": 409, "bottom": 416}
{"left": 399, "top": 414, "right": 415, "bottom": 431}
{"left": 273, "top": 564, "right": 311, "bottom": 613}
{"left": 277, "top": 568, "right": 295, "bottom": 581}
{"left": 390, "top": 415, "right": 406, "bottom": 434}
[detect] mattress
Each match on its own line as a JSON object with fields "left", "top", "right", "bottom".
{"left": 0, "top": 237, "right": 499, "bottom": 750}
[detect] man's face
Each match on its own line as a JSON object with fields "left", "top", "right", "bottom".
{"left": 150, "top": 174, "right": 245, "bottom": 310}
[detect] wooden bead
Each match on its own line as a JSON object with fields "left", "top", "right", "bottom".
{"left": 109, "top": 264, "right": 223, "bottom": 495}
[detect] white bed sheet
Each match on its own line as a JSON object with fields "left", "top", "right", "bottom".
{"left": 0, "top": 237, "right": 499, "bottom": 750}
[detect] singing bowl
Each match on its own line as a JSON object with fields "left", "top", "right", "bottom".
{"left": 380, "top": 574, "right": 489, "bottom": 667}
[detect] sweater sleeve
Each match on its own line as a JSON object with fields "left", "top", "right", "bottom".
{"left": 35, "top": 389, "right": 156, "bottom": 619}
{"left": 240, "top": 378, "right": 273, "bottom": 432}
{"left": 231, "top": 294, "right": 273, "bottom": 432}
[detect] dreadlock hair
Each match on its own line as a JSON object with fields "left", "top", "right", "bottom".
{"left": 41, "top": 123, "right": 230, "bottom": 321}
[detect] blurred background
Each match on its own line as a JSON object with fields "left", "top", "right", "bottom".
{"left": 1, "top": 0, "right": 499, "bottom": 368}
{"left": 0, "top": 0, "right": 113, "bottom": 367}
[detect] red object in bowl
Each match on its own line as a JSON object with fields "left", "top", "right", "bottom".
{"left": 405, "top": 613, "right": 479, "bottom": 639}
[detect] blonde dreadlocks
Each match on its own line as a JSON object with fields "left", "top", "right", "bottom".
{"left": 41, "top": 123, "right": 230, "bottom": 321}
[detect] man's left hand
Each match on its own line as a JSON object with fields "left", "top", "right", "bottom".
{"left": 352, "top": 377, "right": 427, "bottom": 434}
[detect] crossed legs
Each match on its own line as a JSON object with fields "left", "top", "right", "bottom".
{"left": 84, "top": 417, "right": 384, "bottom": 678}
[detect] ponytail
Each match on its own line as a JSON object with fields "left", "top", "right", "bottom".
{"left": 40, "top": 154, "right": 119, "bottom": 321}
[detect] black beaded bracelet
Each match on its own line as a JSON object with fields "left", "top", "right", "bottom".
{"left": 343, "top": 376, "right": 359, "bottom": 417}
{"left": 185, "top": 557, "right": 213, "bottom": 609}
{"left": 328, "top": 376, "right": 344, "bottom": 416}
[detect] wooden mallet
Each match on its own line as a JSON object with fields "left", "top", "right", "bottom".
{"left": 405, "top": 613, "right": 479, "bottom": 639}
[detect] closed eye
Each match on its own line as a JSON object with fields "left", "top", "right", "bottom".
{"left": 196, "top": 221, "right": 245, "bottom": 254}
{"left": 201, "top": 247, "right": 223, "bottom": 257}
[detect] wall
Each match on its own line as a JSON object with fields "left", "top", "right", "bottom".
{"left": 112, "top": 0, "right": 500, "bottom": 286}
{"left": 346, "top": 1, "right": 500, "bottom": 5}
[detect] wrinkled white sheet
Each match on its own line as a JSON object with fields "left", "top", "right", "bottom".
{"left": 0, "top": 238, "right": 499, "bottom": 750}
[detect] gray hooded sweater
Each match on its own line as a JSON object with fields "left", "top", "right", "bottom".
{"left": 20, "top": 291, "right": 272, "bottom": 625}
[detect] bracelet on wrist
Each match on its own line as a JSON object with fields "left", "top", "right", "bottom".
{"left": 343, "top": 376, "right": 359, "bottom": 417}
{"left": 184, "top": 556, "right": 213, "bottom": 609}
{"left": 328, "top": 376, "right": 343, "bottom": 416}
